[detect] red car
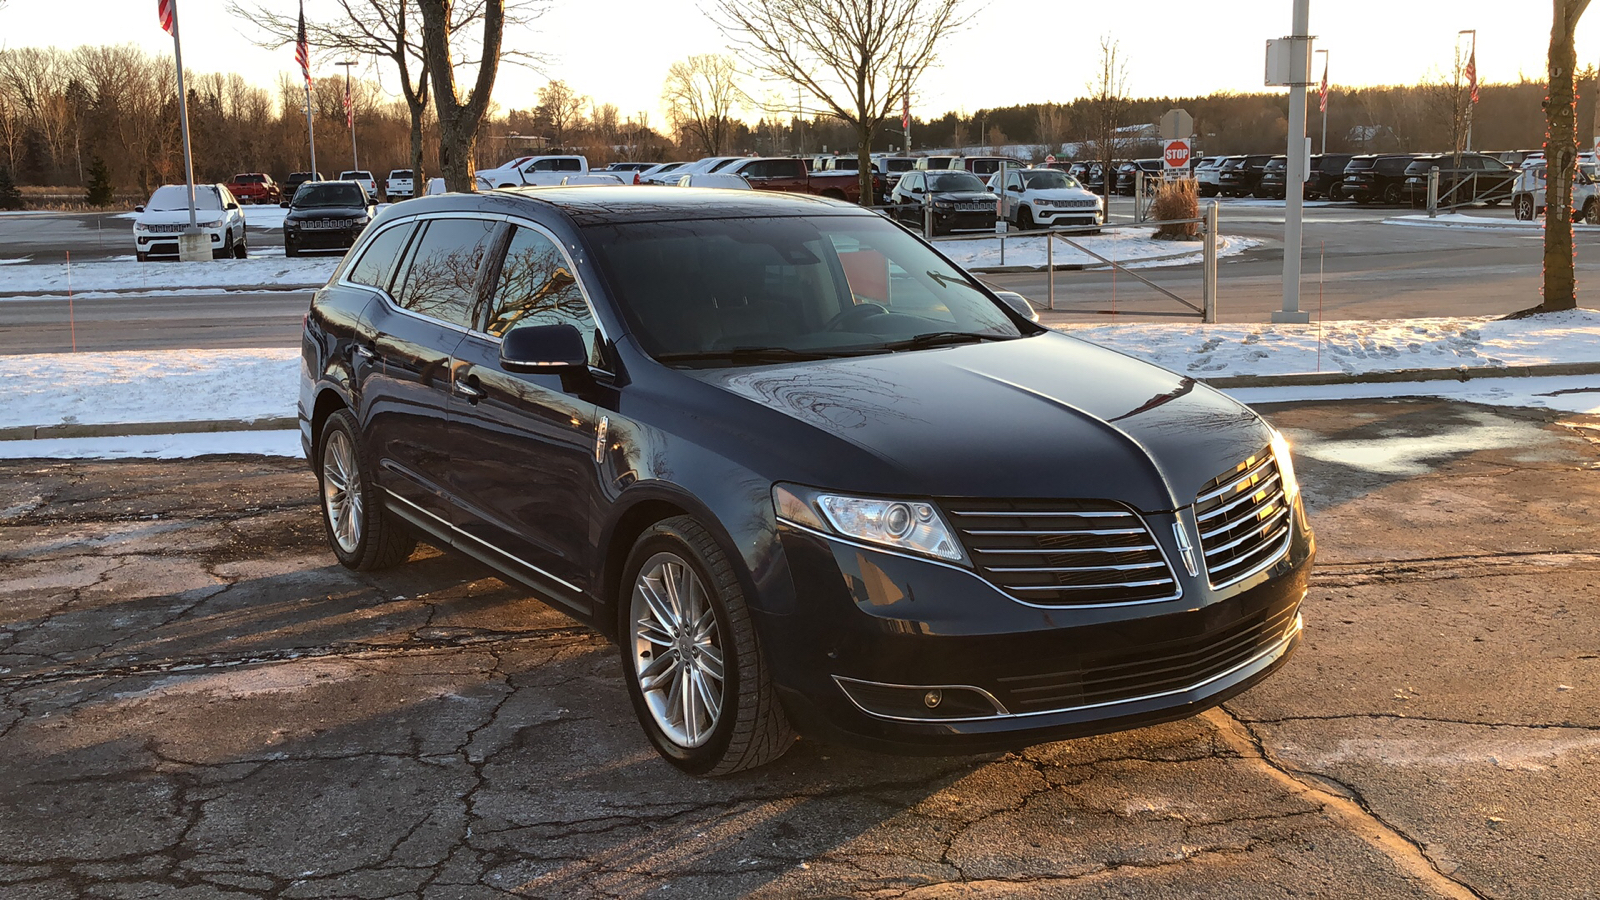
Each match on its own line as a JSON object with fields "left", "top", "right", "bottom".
{"left": 226, "top": 173, "right": 280, "bottom": 204}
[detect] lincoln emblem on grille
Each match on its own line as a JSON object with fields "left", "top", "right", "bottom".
{"left": 1172, "top": 521, "right": 1199, "bottom": 576}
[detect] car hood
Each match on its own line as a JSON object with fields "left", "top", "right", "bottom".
{"left": 1025, "top": 188, "right": 1098, "bottom": 202}
{"left": 286, "top": 205, "right": 370, "bottom": 221}
{"left": 930, "top": 191, "right": 997, "bottom": 203}
{"left": 135, "top": 209, "right": 226, "bottom": 226}
{"left": 683, "top": 333, "right": 1271, "bottom": 512}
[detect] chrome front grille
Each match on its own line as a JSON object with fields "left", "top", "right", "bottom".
{"left": 955, "top": 201, "right": 993, "bottom": 211}
{"left": 1194, "top": 448, "right": 1293, "bottom": 588}
{"left": 944, "top": 500, "right": 1179, "bottom": 606}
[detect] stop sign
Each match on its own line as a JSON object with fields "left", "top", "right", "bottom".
{"left": 1163, "top": 139, "right": 1191, "bottom": 170}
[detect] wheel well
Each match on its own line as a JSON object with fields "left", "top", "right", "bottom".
{"left": 598, "top": 499, "right": 690, "bottom": 639}
{"left": 309, "top": 389, "right": 348, "bottom": 457}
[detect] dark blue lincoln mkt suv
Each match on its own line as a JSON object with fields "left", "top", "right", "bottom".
{"left": 299, "top": 186, "right": 1315, "bottom": 775}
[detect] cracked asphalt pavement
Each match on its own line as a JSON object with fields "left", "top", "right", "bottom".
{"left": 1, "top": 397, "right": 1597, "bottom": 899}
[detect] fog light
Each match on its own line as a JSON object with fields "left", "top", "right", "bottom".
{"left": 923, "top": 690, "right": 942, "bottom": 708}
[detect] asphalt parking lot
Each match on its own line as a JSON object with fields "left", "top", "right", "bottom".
{"left": 1, "top": 397, "right": 1597, "bottom": 899}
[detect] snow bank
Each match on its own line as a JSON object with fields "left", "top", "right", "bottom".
{"left": 1058, "top": 310, "right": 1600, "bottom": 377}
{"left": 0, "top": 348, "right": 300, "bottom": 429}
{"left": 0, "top": 430, "right": 302, "bottom": 460}
{"left": 0, "top": 256, "right": 338, "bottom": 294}
{"left": 940, "top": 228, "right": 1258, "bottom": 270}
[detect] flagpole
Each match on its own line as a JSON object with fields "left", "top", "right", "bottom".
{"left": 337, "top": 60, "right": 358, "bottom": 171}
{"left": 169, "top": 2, "right": 197, "bottom": 234}
{"left": 305, "top": 83, "right": 317, "bottom": 177}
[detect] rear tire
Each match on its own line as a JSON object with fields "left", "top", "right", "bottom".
{"left": 1382, "top": 184, "right": 1403, "bottom": 205}
{"left": 317, "top": 409, "right": 416, "bottom": 571}
{"left": 1514, "top": 194, "right": 1535, "bottom": 221}
{"left": 618, "top": 516, "right": 794, "bottom": 776}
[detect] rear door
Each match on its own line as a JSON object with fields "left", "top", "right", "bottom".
{"left": 446, "top": 221, "right": 610, "bottom": 609}
{"left": 356, "top": 215, "right": 500, "bottom": 523}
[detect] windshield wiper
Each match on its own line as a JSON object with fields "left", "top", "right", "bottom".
{"left": 873, "top": 331, "right": 1014, "bottom": 352}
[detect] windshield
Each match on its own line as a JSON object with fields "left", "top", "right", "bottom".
{"left": 884, "top": 158, "right": 916, "bottom": 172}
{"left": 1022, "top": 171, "right": 1073, "bottom": 190}
{"left": 293, "top": 183, "right": 367, "bottom": 208}
{"left": 232, "top": 174, "right": 264, "bottom": 183}
{"left": 146, "top": 185, "right": 221, "bottom": 211}
{"left": 585, "top": 215, "right": 1026, "bottom": 365}
{"left": 928, "top": 172, "right": 985, "bottom": 192}
{"left": 390, "top": 170, "right": 412, "bottom": 178}
{"left": 340, "top": 171, "right": 373, "bottom": 180}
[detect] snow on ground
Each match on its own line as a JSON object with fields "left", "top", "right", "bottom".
{"left": 0, "top": 430, "right": 302, "bottom": 460}
{"left": 1058, "top": 310, "right": 1600, "bottom": 377}
{"left": 1386, "top": 212, "right": 1600, "bottom": 232}
{"left": 1232, "top": 375, "right": 1600, "bottom": 416}
{"left": 941, "top": 229, "right": 1258, "bottom": 271}
{"left": 0, "top": 348, "right": 300, "bottom": 429}
{"left": 0, "top": 256, "right": 338, "bottom": 294}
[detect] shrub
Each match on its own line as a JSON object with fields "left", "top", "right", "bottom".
{"left": 0, "top": 166, "right": 21, "bottom": 211}
{"left": 1151, "top": 178, "right": 1200, "bottom": 240}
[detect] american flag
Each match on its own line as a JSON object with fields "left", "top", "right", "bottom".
{"left": 902, "top": 95, "right": 910, "bottom": 133}
{"left": 344, "top": 77, "right": 353, "bottom": 129}
{"left": 157, "top": 0, "right": 175, "bottom": 36}
{"left": 1466, "top": 48, "right": 1479, "bottom": 105}
{"left": 1319, "top": 58, "right": 1329, "bottom": 113}
{"left": 295, "top": 1, "right": 312, "bottom": 90}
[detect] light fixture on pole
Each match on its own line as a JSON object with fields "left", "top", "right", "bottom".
{"left": 1315, "top": 49, "right": 1330, "bottom": 156}
{"left": 336, "top": 60, "right": 359, "bottom": 171}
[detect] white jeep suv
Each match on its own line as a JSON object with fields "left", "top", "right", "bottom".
{"left": 991, "top": 167, "right": 1104, "bottom": 231}
{"left": 132, "top": 184, "right": 248, "bottom": 261}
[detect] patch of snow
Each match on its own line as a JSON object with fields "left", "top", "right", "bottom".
{"left": 942, "top": 229, "right": 1257, "bottom": 270}
{"left": 1386, "top": 213, "right": 1600, "bottom": 232}
{"left": 0, "top": 256, "right": 338, "bottom": 295}
{"left": 0, "top": 430, "right": 302, "bottom": 460}
{"left": 1228, "top": 375, "right": 1600, "bottom": 416}
{"left": 1057, "top": 310, "right": 1600, "bottom": 377}
{"left": 0, "top": 349, "right": 300, "bottom": 429}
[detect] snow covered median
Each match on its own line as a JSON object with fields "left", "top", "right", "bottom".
{"left": 939, "top": 228, "right": 1258, "bottom": 271}
{"left": 0, "top": 256, "right": 340, "bottom": 296}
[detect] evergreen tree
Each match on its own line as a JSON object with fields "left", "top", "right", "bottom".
{"left": 0, "top": 167, "right": 22, "bottom": 211}
{"left": 85, "top": 156, "right": 115, "bottom": 207}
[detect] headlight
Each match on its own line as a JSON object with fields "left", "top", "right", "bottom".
{"left": 1270, "top": 430, "right": 1300, "bottom": 505}
{"left": 772, "top": 484, "right": 966, "bottom": 563}
{"left": 353, "top": 216, "right": 370, "bottom": 226}
{"left": 932, "top": 200, "right": 954, "bottom": 209}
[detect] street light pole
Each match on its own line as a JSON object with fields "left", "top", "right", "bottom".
{"left": 336, "top": 60, "right": 359, "bottom": 171}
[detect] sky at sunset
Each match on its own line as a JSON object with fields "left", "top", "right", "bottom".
{"left": 5, "top": 0, "right": 1600, "bottom": 124}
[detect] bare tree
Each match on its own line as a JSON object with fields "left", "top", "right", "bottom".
{"left": 1533, "top": 0, "right": 1593, "bottom": 314}
{"left": 419, "top": 0, "right": 504, "bottom": 191}
{"left": 1084, "top": 37, "right": 1131, "bottom": 201}
{"left": 661, "top": 54, "right": 743, "bottom": 157}
{"left": 535, "top": 80, "right": 586, "bottom": 149}
{"left": 1418, "top": 48, "right": 1473, "bottom": 163}
{"left": 715, "top": 0, "right": 966, "bottom": 205}
{"left": 1034, "top": 103, "right": 1068, "bottom": 159}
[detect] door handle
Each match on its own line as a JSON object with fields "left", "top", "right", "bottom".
{"left": 353, "top": 344, "right": 377, "bottom": 362}
{"left": 453, "top": 373, "right": 486, "bottom": 403}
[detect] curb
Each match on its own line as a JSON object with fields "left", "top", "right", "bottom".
{"left": 1200, "top": 361, "right": 1600, "bottom": 389}
{"left": 0, "top": 417, "right": 298, "bottom": 442}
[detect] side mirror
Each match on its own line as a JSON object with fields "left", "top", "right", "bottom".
{"left": 134, "top": 206, "right": 144, "bottom": 213}
{"left": 910, "top": 185, "right": 924, "bottom": 194}
{"left": 991, "top": 290, "right": 1040, "bottom": 323}
{"left": 279, "top": 201, "right": 290, "bottom": 208}
{"left": 1008, "top": 184, "right": 1024, "bottom": 193}
{"left": 227, "top": 202, "right": 240, "bottom": 210}
{"left": 500, "top": 323, "right": 588, "bottom": 374}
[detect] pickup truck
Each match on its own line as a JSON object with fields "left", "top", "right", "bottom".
{"left": 474, "top": 155, "right": 591, "bottom": 189}
{"left": 719, "top": 156, "right": 879, "bottom": 204}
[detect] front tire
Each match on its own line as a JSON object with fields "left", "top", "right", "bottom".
{"left": 619, "top": 516, "right": 793, "bottom": 776}
{"left": 1514, "top": 194, "right": 1535, "bottom": 221}
{"left": 1018, "top": 206, "right": 1035, "bottom": 231}
{"left": 317, "top": 409, "right": 416, "bottom": 571}
{"left": 285, "top": 241, "right": 299, "bottom": 258}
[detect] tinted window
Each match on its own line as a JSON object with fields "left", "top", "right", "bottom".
{"left": 885, "top": 158, "right": 916, "bottom": 172}
{"left": 1377, "top": 158, "right": 1410, "bottom": 174}
{"left": 294, "top": 182, "right": 367, "bottom": 207}
{"left": 486, "top": 226, "right": 603, "bottom": 366}
{"left": 392, "top": 218, "right": 498, "bottom": 328}
{"left": 1481, "top": 158, "right": 1508, "bottom": 172}
{"left": 234, "top": 174, "right": 265, "bottom": 183}
{"left": 929, "top": 172, "right": 985, "bottom": 191}
{"left": 1022, "top": 170, "right": 1072, "bottom": 190}
{"left": 586, "top": 215, "right": 1022, "bottom": 362}
{"left": 347, "top": 222, "right": 416, "bottom": 292}
{"left": 390, "top": 170, "right": 413, "bottom": 178}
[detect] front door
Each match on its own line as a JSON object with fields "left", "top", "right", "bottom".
{"left": 446, "top": 222, "right": 611, "bottom": 607}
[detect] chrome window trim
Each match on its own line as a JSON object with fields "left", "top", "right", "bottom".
{"left": 778, "top": 517, "right": 1185, "bottom": 610}
{"left": 382, "top": 487, "right": 584, "bottom": 595}
{"left": 834, "top": 613, "right": 1302, "bottom": 725}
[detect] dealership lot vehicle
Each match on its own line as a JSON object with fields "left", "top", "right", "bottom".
{"left": 1218, "top": 154, "right": 1272, "bottom": 197}
{"left": 283, "top": 170, "right": 323, "bottom": 198}
{"left": 1401, "top": 153, "right": 1516, "bottom": 207}
{"left": 990, "top": 167, "right": 1103, "bottom": 230}
{"left": 385, "top": 168, "right": 415, "bottom": 200}
{"left": 475, "top": 154, "right": 591, "bottom": 188}
{"left": 1511, "top": 161, "right": 1600, "bottom": 221}
{"left": 1115, "top": 158, "right": 1164, "bottom": 195}
{"left": 1305, "top": 153, "right": 1355, "bottom": 199}
{"left": 718, "top": 157, "right": 871, "bottom": 203}
{"left": 300, "top": 186, "right": 1312, "bottom": 775}
{"left": 339, "top": 170, "right": 380, "bottom": 199}
{"left": 890, "top": 169, "right": 1000, "bottom": 234}
{"left": 1195, "top": 155, "right": 1228, "bottom": 196}
{"left": 1255, "top": 156, "right": 1290, "bottom": 199}
{"left": 131, "top": 183, "right": 248, "bottom": 261}
{"left": 1341, "top": 154, "right": 1416, "bottom": 204}
{"left": 282, "top": 180, "right": 374, "bottom": 256}
{"left": 225, "top": 172, "right": 280, "bottom": 204}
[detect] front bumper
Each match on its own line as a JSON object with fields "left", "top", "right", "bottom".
{"left": 757, "top": 500, "right": 1315, "bottom": 754}
{"left": 931, "top": 209, "right": 998, "bottom": 233}
{"left": 285, "top": 225, "right": 365, "bottom": 250}
{"left": 134, "top": 227, "right": 226, "bottom": 257}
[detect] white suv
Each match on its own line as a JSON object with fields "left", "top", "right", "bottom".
{"left": 385, "top": 169, "right": 414, "bottom": 200}
{"left": 339, "top": 170, "right": 380, "bottom": 199}
{"left": 1512, "top": 162, "right": 1599, "bottom": 222}
{"left": 990, "top": 167, "right": 1104, "bottom": 231}
{"left": 1194, "top": 156, "right": 1227, "bottom": 197}
{"left": 132, "top": 184, "right": 248, "bottom": 261}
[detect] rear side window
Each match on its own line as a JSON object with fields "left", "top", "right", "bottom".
{"left": 485, "top": 226, "right": 603, "bottom": 367}
{"left": 392, "top": 217, "right": 499, "bottom": 329}
{"left": 347, "top": 222, "right": 417, "bottom": 291}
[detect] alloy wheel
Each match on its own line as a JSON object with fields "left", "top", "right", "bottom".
{"left": 321, "top": 429, "right": 363, "bottom": 554}
{"left": 630, "top": 552, "right": 725, "bottom": 748}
